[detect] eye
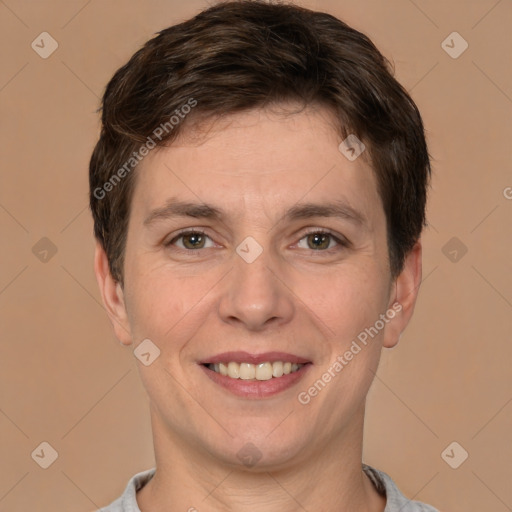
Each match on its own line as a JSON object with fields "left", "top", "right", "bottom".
{"left": 167, "top": 230, "right": 215, "bottom": 250}
{"left": 165, "top": 229, "right": 347, "bottom": 253}
{"left": 296, "top": 230, "right": 346, "bottom": 251}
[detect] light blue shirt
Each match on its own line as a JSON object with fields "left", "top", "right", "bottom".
{"left": 99, "top": 464, "right": 439, "bottom": 511}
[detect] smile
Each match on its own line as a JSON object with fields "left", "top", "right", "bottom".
{"left": 207, "top": 361, "right": 305, "bottom": 380}
{"left": 200, "top": 353, "right": 312, "bottom": 398}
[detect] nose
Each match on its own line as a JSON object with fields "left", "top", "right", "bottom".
{"left": 217, "top": 245, "right": 295, "bottom": 332}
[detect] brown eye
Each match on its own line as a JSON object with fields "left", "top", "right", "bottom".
{"left": 306, "top": 233, "right": 332, "bottom": 250}
{"left": 168, "top": 231, "right": 213, "bottom": 250}
{"left": 296, "top": 230, "right": 347, "bottom": 252}
{"left": 181, "top": 232, "right": 206, "bottom": 249}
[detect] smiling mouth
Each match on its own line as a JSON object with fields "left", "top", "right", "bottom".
{"left": 204, "top": 361, "right": 306, "bottom": 380}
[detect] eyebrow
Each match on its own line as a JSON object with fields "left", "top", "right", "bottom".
{"left": 143, "top": 197, "right": 367, "bottom": 228}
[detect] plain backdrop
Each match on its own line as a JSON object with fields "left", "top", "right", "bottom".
{"left": 0, "top": 0, "right": 511, "bottom": 511}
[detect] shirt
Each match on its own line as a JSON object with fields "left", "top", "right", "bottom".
{"left": 99, "top": 464, "right": 439, "bottom": 511}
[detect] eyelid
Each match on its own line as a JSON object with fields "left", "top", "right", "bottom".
{"left": 165, "top": 227, "right": 350, "bottom": 252}
{"left": 295, "top": 227, "right": 350, "bottom": 250}
{"left": 165, "top": 228, "right": 214, "bottom": 248}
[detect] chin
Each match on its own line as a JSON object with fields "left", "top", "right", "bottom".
{"left": 205, "top": 427, "right": 309, "bottom": 472}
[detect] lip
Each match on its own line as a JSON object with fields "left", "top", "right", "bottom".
{"left": 200, "top": 351, "right": 311, "bottom": 365}
{"left": 199, "top": 361, "right": 313, "bottom": 399}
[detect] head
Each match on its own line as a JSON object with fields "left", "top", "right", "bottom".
{"left": 91, "top": 0, "right": 430, "bottom": 470}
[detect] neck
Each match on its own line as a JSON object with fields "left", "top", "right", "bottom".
{"left": 136, "top": 404, "right": 385, "bottom": 512}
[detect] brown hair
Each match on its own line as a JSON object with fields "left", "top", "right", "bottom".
{"left": 89, "top": 0, "right": 431, "bottom": 285}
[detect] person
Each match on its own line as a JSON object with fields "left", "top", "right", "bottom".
{"left": 90, "top": 1, "right": 438, "bottom": 510}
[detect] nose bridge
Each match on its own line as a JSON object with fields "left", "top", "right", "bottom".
{"left": 218, "top": 237, "right": 294, "bottom": 330}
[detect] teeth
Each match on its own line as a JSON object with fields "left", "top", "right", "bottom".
{"left": 240, "top": 363, "right": 255, "bottom": 380}
{"left": 227, "top": 362, "right": 240, "bottom": 379}
{"left": 272, "top": 361, "right": 284, "bottom": 377}
{"left": 256, "top": 362, "right": 273, "bottom": 380}
{"left": 208, "top": 361, "right": 305, "bottom": 380}
{"left": 219, "top": 362, "right": 228, "bottom": 376}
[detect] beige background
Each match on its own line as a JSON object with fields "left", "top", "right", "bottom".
{"left": 1, "top": 0, "right": 511, "bottom": 510}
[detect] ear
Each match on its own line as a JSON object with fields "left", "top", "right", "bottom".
{"left": 94, "top": 241, "right": 133, "bottom": 345}
{"left": 382, "top": 239, "right": 422, "bottom": 349}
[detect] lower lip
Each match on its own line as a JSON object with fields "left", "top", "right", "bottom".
{"left": 200, "top": 364, "right": 312, "bottom": 399}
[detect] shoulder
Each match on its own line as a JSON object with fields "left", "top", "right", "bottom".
{"left": 363, "top": 464, "right": 440, "bottom": 512}
{"left": 98, "top": 467, "right": 156, "bottom": 512}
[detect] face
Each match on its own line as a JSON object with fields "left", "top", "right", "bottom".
{"left": 96, "top": 105, "right": 421, "bottom": 471}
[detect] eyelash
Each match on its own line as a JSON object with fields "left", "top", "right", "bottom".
{"left": 165, "top": 228, "right": 349, "bottom": 253}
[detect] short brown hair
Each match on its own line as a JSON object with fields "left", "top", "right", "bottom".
{"left": 89, "top": 0, "right": 431, "bottom": 285}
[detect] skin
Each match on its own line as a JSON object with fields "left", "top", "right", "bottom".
{"left": 95, "top": 104, "right": 422, "bottom": 512}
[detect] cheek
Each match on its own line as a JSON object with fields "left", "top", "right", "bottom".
{"left": 124, "top": 268, "right": 215, "bottom": 356}
{"left": 295, "top": 263, "right": 389, "bottom": 343}
{"left": 124, "top": 272, "right": 184, "bottom": 340}
{"left": 301, "top": 270, "right": 387, "bottom": 417}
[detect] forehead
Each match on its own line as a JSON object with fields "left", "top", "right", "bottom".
{"left": 130, "top": 106, "right": 383, "bottom": 227}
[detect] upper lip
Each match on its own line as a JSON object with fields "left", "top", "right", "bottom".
{"left": 200, "top": 351, "right": 311, "bottom": 365}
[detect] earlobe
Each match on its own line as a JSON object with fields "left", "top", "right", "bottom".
{"left": 382, "top": 240, "right": 423, "bottom": 349}
{"left": 93, "top": 242, "right": 133, "bottom": 345}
